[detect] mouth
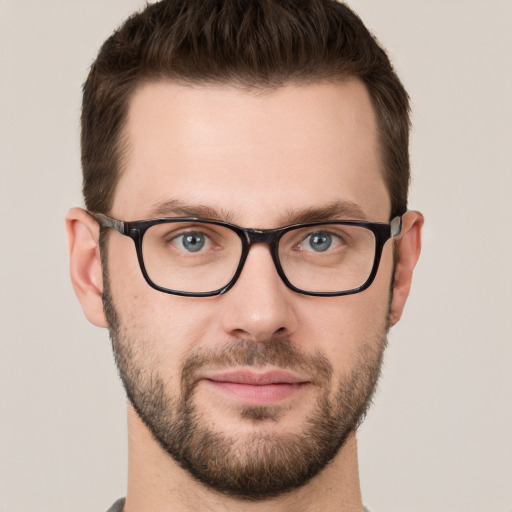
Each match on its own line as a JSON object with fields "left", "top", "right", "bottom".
{"left": 201, "top": 369, "right": 312, "bottom": 405}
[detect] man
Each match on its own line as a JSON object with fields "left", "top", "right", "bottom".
{"left": 66, "top": 0, "right": 423, "bottom": 510}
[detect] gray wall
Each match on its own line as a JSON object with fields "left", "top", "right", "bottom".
{"left": 0, "top": 1, "right": 511, "bottom": 510}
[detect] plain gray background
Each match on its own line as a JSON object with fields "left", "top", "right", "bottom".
{"left": 1, "top": 1, "right": 511, "bottom": 511}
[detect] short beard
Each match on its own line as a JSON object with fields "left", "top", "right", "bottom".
{"left": 101, "top": 238, "right": 389, "bottom": 500}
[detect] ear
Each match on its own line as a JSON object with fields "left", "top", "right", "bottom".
{"left": 389, "top": 210, "right": 424, "bottom": 327}
{"left": 65, "top": 207, "right": 108, "bottom": 328}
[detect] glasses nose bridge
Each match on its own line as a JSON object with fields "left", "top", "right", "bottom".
{"left": 240, "top": 228, "right": 282, "bottom": 275}
{"left": 244, "top": 228, "right": 280, "bottom": 249}
{"left": 233, "top": 227, "right": 285, "bottom": 292}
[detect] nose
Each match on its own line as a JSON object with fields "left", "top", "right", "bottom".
{"left": 219, "top": 244, "right": 298, "bottom": 342}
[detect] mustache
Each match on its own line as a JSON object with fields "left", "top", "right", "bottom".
{"left": 180, "top": 338, "right": 333, "bottom": 395}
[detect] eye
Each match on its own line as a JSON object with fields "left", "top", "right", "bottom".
{"left": 301, "top": 231, "right": 342, "bottom": 252}
{"left": 172, "top": 231, "right": 210, "bottom": 253}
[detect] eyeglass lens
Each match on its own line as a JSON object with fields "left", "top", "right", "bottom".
{"left": 141, "top": 221, "right": 377, "bottom": 294}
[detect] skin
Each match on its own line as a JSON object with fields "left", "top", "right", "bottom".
{"left": 66, "top": 79, "right": 423, "bottom": 511}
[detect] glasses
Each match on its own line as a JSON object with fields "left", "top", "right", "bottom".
{"left": 93, "top": 213, "right": 402, "bottom": 297}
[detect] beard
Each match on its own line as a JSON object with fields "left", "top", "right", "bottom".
{"left": 102, "top": 268, "right": 388, "bottom": 500}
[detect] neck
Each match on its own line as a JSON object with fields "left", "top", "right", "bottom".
{"left": 124, "top": 405, "right": 364, "bottom": 512}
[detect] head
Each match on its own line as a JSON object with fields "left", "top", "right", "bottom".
{"left": 68, "top": 0, "right": 423, "bottom": 502}
{"left": 81, "top": 0, "right": 410, "bottom": 218}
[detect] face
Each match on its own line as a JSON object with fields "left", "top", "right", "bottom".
{"left": 104, "top": 80, "right": 394, "bottom": 499}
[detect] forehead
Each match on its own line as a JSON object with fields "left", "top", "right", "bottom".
{"left": 113, "top": 80, "right": 390, "bottom": 224}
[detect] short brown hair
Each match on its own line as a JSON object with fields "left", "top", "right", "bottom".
{"left": 82, "top": 0, "right": 410, "bottom": 218}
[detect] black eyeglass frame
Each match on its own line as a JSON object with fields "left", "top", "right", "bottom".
{"left": 93, "top": 212, "right": 402, "bottom": 298}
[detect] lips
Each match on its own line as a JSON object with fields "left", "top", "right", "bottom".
{"left": 201, "top": 369, "right": 311, "bottom": 404}
{"left": 206, "top": 369, "right": 309, "bottom": 385}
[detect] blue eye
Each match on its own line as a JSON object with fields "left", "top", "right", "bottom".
{"left": 177, "top": 232, "right": 206, "bottom": 252}
{"left": 307, "top": 232, "right": 332, "bottom": 252}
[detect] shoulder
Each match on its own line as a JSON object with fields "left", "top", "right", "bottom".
{"left": 106, "top": 498, "right": 125, "bottom": 512}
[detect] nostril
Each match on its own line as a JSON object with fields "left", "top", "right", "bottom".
{"left": 275, "top": 327, "right": 287, "bottom": 335}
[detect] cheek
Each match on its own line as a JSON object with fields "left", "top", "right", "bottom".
{"left": 296, "top": 252, "right": 393, "bottom": 371}
{"left": 106, "top": 235, "right": 219, "bottom": 363}
{"left": 117, "top": 295, "right": 219, "bottom": 367}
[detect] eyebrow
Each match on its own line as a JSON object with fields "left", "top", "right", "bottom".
{"left": 147, "top": 198, "right": 368, "bottom": 226}
{"left": 282, "top": 201, "right": 368, "bottom": 224}
{"left": 148, "top": 199, "right": 235, "bottom": 222}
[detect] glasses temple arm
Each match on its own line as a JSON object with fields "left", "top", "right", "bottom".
{"left": 90, "top": 212, "right": 126, "bottom": 234}
{"left": 390, "top": 216, "right": 402, "bottom": 237}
